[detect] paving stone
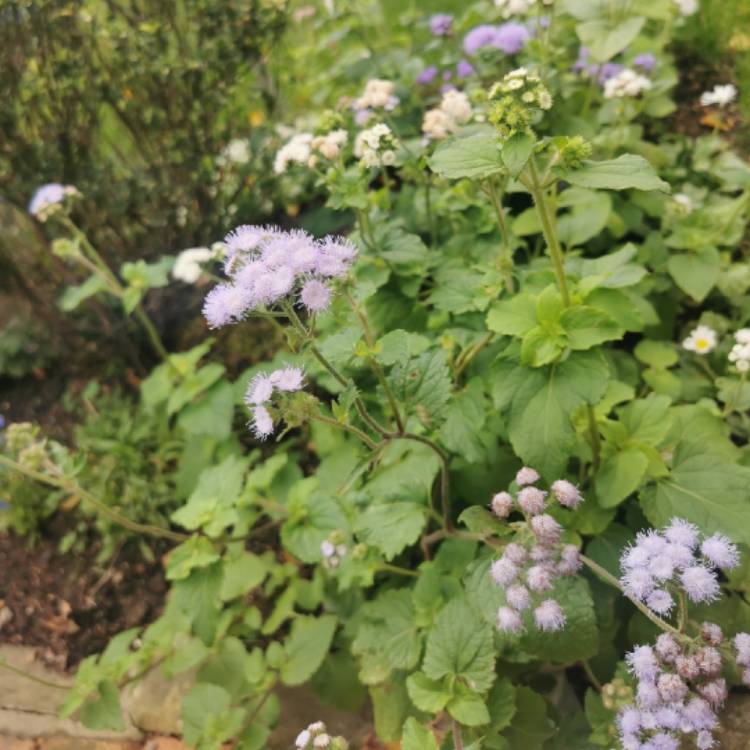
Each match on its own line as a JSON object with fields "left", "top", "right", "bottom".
{"left": 0, "top": 738, "right": 36, "bottom": 750}
{"left": 143, "top": 738, "right": 190, "bottom": 750}
{"left": 38, "top": 738, "right": 140, "bottom": 750}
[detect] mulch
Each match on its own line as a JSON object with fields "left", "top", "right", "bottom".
{"left": 0, "top": 530, "right": 167, "bottom": 670}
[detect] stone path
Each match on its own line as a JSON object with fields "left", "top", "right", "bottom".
{"left": 0, "top": 644, "right": 373, "bottom": 750}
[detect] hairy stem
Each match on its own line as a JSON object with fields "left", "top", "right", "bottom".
{"left": 0, "top": 455, "right": 187, "bottom": 543}
{"left": 376, "top": 562, "right": 419, "bottom": 578}
{"left": 484, "top": 178, "right": 514, "bottom": 294}
{"left": 401, "top": 432, "right": 452, "bottom": 531}
{"left": 579, "top": 553, "right": 683, "bottom": 638}
{"left": 310, "top": 413, "right": 379, "bottom": 451}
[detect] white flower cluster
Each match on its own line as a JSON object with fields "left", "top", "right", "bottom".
{"left": 490, "top": 467, "right": 583, "bottom": 635}
{"left": 274, "top": 132, "right": 314, "bottom": 174}
{"left": 673, "top": 0, "right": 698, "bottom": 15}
{"left": 295, "top": 721, "right": 348, "bottom": 750}
{"left": 700, "top": 84, "right": 737, "bottom": 108}
{"left": 672, "top": 193, "right": 694, "bottom": 213}
{"left": 217, "top": 138, "right": 251, "bottom": 167}
{"left": 603, "top": 68, "right": 653, "bottom": 99}
{"left": 172, "top": 244, "right": 224, "bottom": 284}
{"left": 619, "top": 518, "right": 739, "bottom": 615}
{"left": 311, "top": 129, "right": 348, "bottom": 161}
{"left": 354, "top": 123, "right": 399, "bottom": 168}
{"left": 353, "top": 78, "right": 399, "bottom": 111}
{"left": 728, "top": 328, "right": 750, "bottom": 373}
{"left": 682, "top": 325, "right": 717, "bottom": 355}
{"left": 490, "top": 67, "right": 553, "bottom": 110}
{"left": 494, "top": 0, "right": 552, "bottom": 16}
{"left": 320, "top": 533, "right": 348, "bottom": 568}
{"left": 422, "top": 90, "right": 473, "bottom": 140}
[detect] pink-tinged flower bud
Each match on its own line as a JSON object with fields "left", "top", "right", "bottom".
{"left": 657, "top": 673, "right": 688, "bottom": 703}
{"left": 497, "top": 606, "right": 524, "bottom": 634}
{"left": 491, "top": 557, "right": 518, "bottom": 588}
{"left": 526, "top": 564, "right": 553, "bottom": 593}
{"left": 529, "top": 544, "right": 553, "bottom": 562}
{"left": 676, "top": 654, "right": 701, "bottom": 681}
{"left": 533, "top": 599, "right": 565, "bottom": 631}
{"left": 700, "top": 622, "right": 723, "bottom": 646}
{"left": 491, "top": 491, "right": 513, "bottom": 518}
{"left": 698, "top": 678, "right": 728, "bottom": 709}
{"left": 550, "top": 479, "right": 583, "bottom": 509}
{"left": 621, "top": 567, "right": 655, "bottom": 601}
{"left": 517, "top": 486, "right": 546, "bottom": 515}
{"left": 530, "top": 514, "right": 562, "bottom": 546}
{"left": 503, "top": 542, "right": 527, "bottom": 565}
{"left": 557, "top": 544, "right": 581, "bottom": 575}
{"left": 734, "top": 632, "right": 750, "bottom": 666}
{"left": 515, "top": 466, "right": 540, "bottom": 486}
{"left": 695, "top": 647, "right": 722, "bottom": 676}
{"left": 655, "top": 634, "right": 681, "bottom": 664}
{"left": 505, "top": 585, "right": 531, "bottom": 611}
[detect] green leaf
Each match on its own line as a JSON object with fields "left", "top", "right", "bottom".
{"left": 486, "top": 678, "right": 517, "bottom": 734}
{"left": 281, "top": 614, "right": 337, "bottom": 686}
{"left": 388, "top": 349, "right": 452, "bottom": 426}
{"left": 220, "top": 551, "right": 266, "bottom": 601}
{"left": 406, "top": 672, "right": 451, "bottom": 713}
{"left": 634, "top": 340, "right": 678, "bottom": 369}
{"left": 355, "top": 501, "right": 427, "bottom": 560}
{"left": 370, "top": 674, "right": 411, "bottom": 742}
{"left": 558, "top": 188, "right": 612, "bottom": 247}
{"left": 640, "top": 440, "right": 750, "bottom": 545}
{"left": 447, "top": 688, "right": 490, "bottom": 726}
{"left": 166, "top": 537, "right": 221, "bottom": 581}
{"left": 597, "top": 447, "right": 650, "bottom": 508}
{"left": 560, "top": 305, "right": 622, "bottom": 350}
{"left": 177, "top": 381, "right": 235, "bottom": 440}
{"left": 168, "top": 363, "right": 226, "bottom": 415}
{"left": 171, "top": 455, "right": 246, "bottom": 537}
{"left": 501, "top": 133, "right": 534, "bottom": 177}
{"left": 502, "top": 687, "right": 554, "bottom": 750}
{"left": 575, "top": 16, "right": 645, "bottom": 61}
{"left": 59, "top": 274, "right": 108, "bottom": 311}
{"left": 429, "top": 128, "right": 504, "bottom": 180}
{"left": 439, "top": 378, "right": 487, "bottom": 463}
{"left": 422, "top": 597, "right": 495, "bottom": 693}
{"left": 486, "top": 294, "right": 538, "bottom": 337}
{"left": 667, "top": 248, "right": 720, "bottom": 301}
{"left": 402, "top": 718, "right": 439, "bottom": 750}
{"left": 78, "top": 680, "right": 124, "bottom": 732}
{"left": 182, "top": 683, "right": 245, "bottom": 750}
{"left": 562, "top": 155, "right": 669, "bottom": 192}
{"left": 376, "top": 330, "right": 431, "bottom": 366}
{"left": 494, "top": 351, "right": 609, "bottom": 479}
{"left": 352, "top": 590, "right": 421, "bottom": 680}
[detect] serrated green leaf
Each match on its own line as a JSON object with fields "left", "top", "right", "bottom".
{"left": 422, "top": 598, "right": 495, "bottom": 693}
{"left": 447, "top": 687, "right": 490, "bottom": 726}
{"left": 439, "top": 378, "right": 486, "bottom": 463}
{"left": 667, "top": 248, "right": 720, "bottom": 301}
{"left": 166, "top": 537, "right": 221, "bottom": 581}
{"left": 355, "top": 501, "right": 427, "bottom": 560}
{"left": 281, "top": 615, "right": 337, "bottom": 686}
{"left": 406, "top": 672, "right": 451, "bottom": 713}
{"left": 562, "top": 155, "right": 669, "bottom": 192}
{"left": 402, "top": 717, "right": 439, "bottom": 750}
{"left": 430, "top": 128, "right": 504, "bottom": 180}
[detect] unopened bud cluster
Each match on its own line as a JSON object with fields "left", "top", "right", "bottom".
{"left": 490, "top": 467, "right": 583, "bottom": 635}
{"left": 295, "top": 721, "right": 349, "bottom": 750}
{"left": 618, "top": 625, "right": 737, "bottom": 750}
{"left": 619, "top": 518, "right": 739, "bottom": 616}
{"left": 487, "top": 68, "right": 552, "bottom": 139}
{"left": 353, "top": 123, "right": 400, "bottom": 168}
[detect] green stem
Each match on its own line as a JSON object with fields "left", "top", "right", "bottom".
{"left": 376, "top": 562, "right": 419, "bottom": 578}
{"left": 345, "top": 292, "right": 405, "bottom": 433}
{"left": 678, "top": 589, "right": 689, "bottom": 634}
{"left": 526, "top": 157, "right": 571, "bottom": 306}
{"left": 484, "top": 179, "right": 514, "bottom": 294}
{"left": 425, "top": 176, "right": 437, "bottom": 246}
{"left": 581, "top": 660, "right": 603, "bottom": 692}
{"left": 0, "top": 658, "right": 69, "bottom": 690}
{"left": 133, "top": 304, "right": 170, "bottom": 362}
{"left": 0, "top": 455, "right": 188, "bottom": 544}
{"left": 587, "top": 405, "right": 602, "bottom": 474}
{"left": 401, "top": 432, "right": 452, "bottom": 531}
{"left": 452, "top": 720, "right": 464, "bottom": 750}
{"left": 579, "top": 554, "right": 683, "bottom": 638}
{"left": 455, "top": 332, "right": 494, "bottom": 377}
{"left": 310, "top": 413, "right": 379, "bottom": 451}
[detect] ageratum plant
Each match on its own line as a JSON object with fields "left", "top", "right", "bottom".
{"left": 3, "top": 2, "right": 750, "bottom": 750}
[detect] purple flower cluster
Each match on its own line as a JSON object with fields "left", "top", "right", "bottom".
{"left": 571, "top": 46, "right": 626, "bottom": 83}
{"left": 202, "top": 226, "right": 356, "bottom": 329}
{"left": 619, "top": 519, "right": 739, "bottom": 615}
{"left": 490, "top": 468, "right": 584, "bottom": 635}
{"left": 618, "top": 627, "right": 734, "bottom": 750}
{"left": 244, "top": 366, "right": 305, "bottom": 440}
{"left": 463, "top": 22, "right": 529, "bottom": 56}
{"left": 429, "top": 13, "right": 453, "bottom": 37}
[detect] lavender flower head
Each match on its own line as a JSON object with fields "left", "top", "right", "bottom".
{"left": 202, "top": 225, "right": 356, "bottom": 329}
{"left": 456, "top": 59, "right": 475, "bottom": 79}
{"left": 488, "top": 469, "right": 584, "bottom": 635}
{"left": 463, "top": 22, "right": 529, "bottom": 56}
{"left": 28, "top": 183, "right": 77, "bottom": 220}
{"left": 416, "top": 66, "right": 439, "bottom": 85}
{"left": 620, "top": 518, "right": 739, "bottom": 616}
{"left": 244, "top": 366, "right": 305, "bottom": 440}
{"left": 634, "top": 52, "right": 657, "bottom": 71}
{"left": 429, "top": 13, "right": 453, "bottom": 37}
